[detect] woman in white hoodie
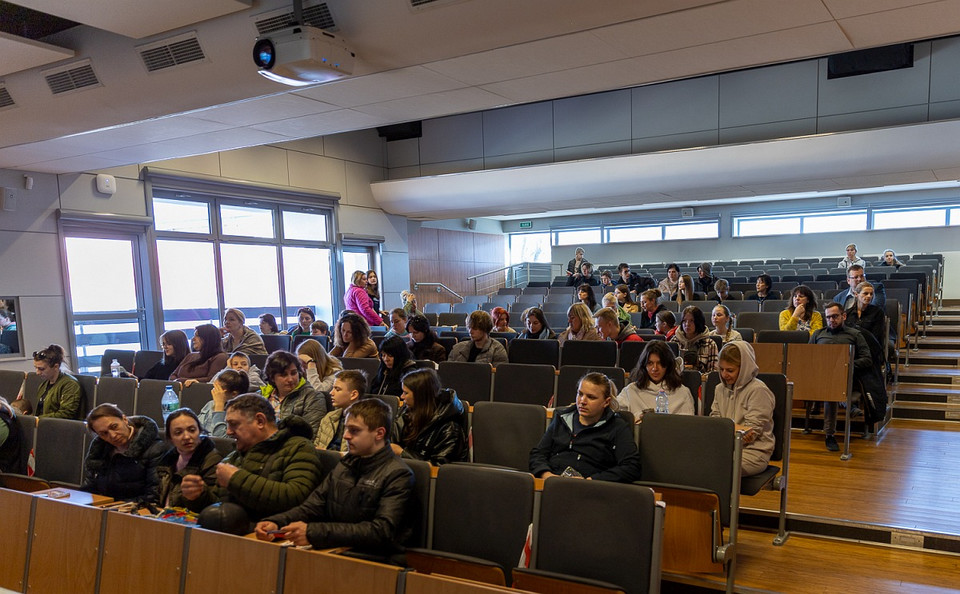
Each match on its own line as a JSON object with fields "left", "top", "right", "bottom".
{"left": 710, "top": 342, "right": 775, "bottom": 477}
{"left": 617, "top": 341, "right": 695, "bottom": 419}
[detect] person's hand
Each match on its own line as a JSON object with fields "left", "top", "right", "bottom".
{"left": 180, "top": 474, "right": 205, "bottom": 500}
{"left": 219, "top": 326, "right": 228, "bottom": 337}
{"left": 216, "top": 462, "right": 239, "bottom": 487}
{"left": 390, "top": 443, "right": 403, "bottom": 456}
{"left": 280, "top": 521, "right": 309, "bottom": 546}
{"left": 182, "top": 379, "right": 198, "bottom": 387}
{"left": 255, "top": 521, "right": 280, "bottom": 541}
{"left": 539, "top": 471, "right": 558, "bottom": 480}
{"left": 793, "top": 304, "right": 805, "bottom": 319}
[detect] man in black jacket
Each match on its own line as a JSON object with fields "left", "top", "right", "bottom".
{"left": 255, "top": 399, "right": 414, "bottom": 553}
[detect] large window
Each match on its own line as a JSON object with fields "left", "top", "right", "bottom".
{"left": 554, "top": 228, "right": 600, "bottom": 246}
{"left": 509, "top": 232, "right": 551, "bottom": 265}
{"left": 153, "top": 192, "right": 336, "bottom": 335}
{"left": 733, "top": 210, "right": 867, "bottom": 237}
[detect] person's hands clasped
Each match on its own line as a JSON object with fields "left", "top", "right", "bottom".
{"left": 215, "top": 462, "right": 239, "bottom": 487}
{"left": 255, "top": 521, "right": 280, "bottom": 541}
{"left": 180, "top": 474, "right": 205, "bottom": 500}
{"left": 278, "top": 521, "right": 309, "bottom": 546}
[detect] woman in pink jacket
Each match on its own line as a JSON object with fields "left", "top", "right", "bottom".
{"left": 344, "top": 270, "right": 384, "bottom": 327}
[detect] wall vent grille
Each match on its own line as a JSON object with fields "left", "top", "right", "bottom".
{"left": 42, "top": 60, "right": 100, "bottom": 95}
{"left": 138, "top": 33, "right": 206, "bottom": 73}
{"left": 255, "top": 2, "right": 335, "bottom": 35}
{"left": 0, "top": 85, "right": 14, "bottom": 110}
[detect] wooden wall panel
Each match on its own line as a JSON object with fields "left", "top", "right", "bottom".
{"left": 408, "top": 227, "right": 439, "bottom": 261}
{"left": 439, "top": 229, "right": 475, "bottom": 262}
{"left": 409, "top": 228, "right": 505, "bottom": 304}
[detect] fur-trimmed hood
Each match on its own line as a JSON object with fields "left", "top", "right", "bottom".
{"left": 85, "top": 415, "right": 161, "bottom": 471}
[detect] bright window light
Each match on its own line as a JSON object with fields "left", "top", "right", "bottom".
{"left": 554, "top": 229, "right": 600, "bottom": 246}
{"left": 874, "top": 209, "right": 947, "bottom": 230}
{"left": 664, "top": 221, "right": 718, "bottom": 240}
{"left": 607, "top": 226, "right": 662, "bottom": 243}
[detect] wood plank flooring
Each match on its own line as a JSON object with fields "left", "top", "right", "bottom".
{"left": 742, "top": 419, "right": 960, "bottom": 535}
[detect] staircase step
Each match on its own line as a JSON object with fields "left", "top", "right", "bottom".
{"left": 897, "top": 351, "right": 960, "bottom": 366}
{"left": 923, "top": 325, "right": 960, "bottom": 335}
{"left": 896, "top": 365, "right": 960, "bottom": 385}
{"left": 892, "top": 401, "right": 960, "bottom": 421}
{"left": 914, "top": 337, "right": 960, "bottom": 349}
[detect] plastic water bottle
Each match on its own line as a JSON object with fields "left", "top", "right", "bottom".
{"left": 655, "top": 389, "right": 669, "bottom": 414}
{"left": 161, "top": 385, "right": 179, "bottom": 423}
{"left": 110, "top": 359, "right": 120, "bottom": 378}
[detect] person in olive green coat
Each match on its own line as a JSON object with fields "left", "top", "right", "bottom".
{"left": 156, "top": 408, "right": 222, "bottom": 508}
{"left": 180, "top": 394, "right": 322, "bottom": 522}
{"left": 33, "top": 344, "right": 81, "bottom": 419}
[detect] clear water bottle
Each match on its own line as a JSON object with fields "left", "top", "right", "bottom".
{"left": 110, "top": 359, "right": 120, "bottom": 378}
{"left": 161, "top": 385, "right": 179, "bottom": 423}
{"left": 655, "top": 389, "right": 669, "bottom": 414}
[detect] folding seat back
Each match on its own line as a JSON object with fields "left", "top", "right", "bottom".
{"left": 211, "top": 436, "right": 236, "bottom": 457}
{"left": 180, "top": 382, "right": 214, "bottom": 415}
{"left": 425, "top": 302, "right": 451, "bottom": 315}
{"left": 15, "top": 414, "right": 37, "bottom": 474}
{"left": 559, "top": 340, "right": 617, "bottom": 367}
{"left": 471, "top": 401, "right": 546, "bottom": 472}
{"left": 736, "top": 312, "right": 781, "bottom": 332}
{"left": 404, "top": 458, "right": 432, "bottom": 548}
{"left": 756, "top": 330, "right": 809, "bottom": 344}
{"left": 94, "top": 376, "right": 137, "bottom": 414}
{"left": 436, "top": 336, "right": 458, "bottom": 356}
{"left": 99, "top": 349, "right": 135, "bottom": 377}
{"left": 76, "top": 375, "right": 98, "bottom": 419}
{"left": 618, "top": 340, "right": 648, "bottom": 373}
{"left": 136, "top": 379, "right": 182, "bottom": 427}
{"left": 34, "top": 417, "right": 88, "bottom": 486}
{"left": 438, "top": 361, "right": 492, "bottom": 403}
{"left": 735, "top": 327, "right": 755, "bottom": 343}
{"left": 492, "top": 363, "right": 555, "bottom": 407}
{"left": 759, "top": 299, "right": 789, "bottom": 313}
{"left": 261, "top": 334, "right": 292, "bottom": 353}
{"left": 132, "top": 350, "right": 163, "bottom": 376}
{"left": 438, "top": 312, "right": 463, "bottom": 327}
{"left": 507, "top": 338, "right": 559, "bottom": 366}
{"left": 451, "top": 302, "right": 479, "bottom": 314}
{"left": 341, "top": 357, "right": 380, "bottom": 379}
{"left": 0, "top": 369, "right": 25, "bottom": 401}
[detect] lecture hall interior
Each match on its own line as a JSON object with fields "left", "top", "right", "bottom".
{"left": 3, "top": 1, "right": 960, "bottom": 592}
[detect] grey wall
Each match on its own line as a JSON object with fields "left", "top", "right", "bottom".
{"left": 387, "top": 37, "right": 960, "bottom": 178}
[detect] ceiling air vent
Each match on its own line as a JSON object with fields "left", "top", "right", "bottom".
{"left": 137, "top": 32, "right": 206, "bottom": 73}
{"left": 410, "top": 0, "right": 464, "bottom": 9}
{"left": 255, "top": 2, "right": 336, "bottom": 35}
{"left": 42, "top": 59, "right": 100, "bottom": 95}
{"left": 0, "top": 85, "right": 14, "bottom": 110}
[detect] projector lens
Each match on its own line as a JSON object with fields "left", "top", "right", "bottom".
{"left": 253, "top": 39, "right": 276, "bottom": 69}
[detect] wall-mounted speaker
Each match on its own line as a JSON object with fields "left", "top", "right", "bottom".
{"left": 466, "top": 218, "right": 477, "bottom": 230}
{"left": 1, "top": 188, "right": 16, "bottom": 212}
{"left": 837, "top": 196, "right": 852, "bottom": 208}
{"left": 681, "top": 208, "right": 694, "bottom": 218}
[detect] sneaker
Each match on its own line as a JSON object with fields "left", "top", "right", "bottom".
{"left": 825, "top": 435, "right": 839, "bottom": 452}
{"left": 851, "top": 407, "right": 864, "bottom": 419}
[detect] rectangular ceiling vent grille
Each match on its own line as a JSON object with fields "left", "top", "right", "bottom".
{"left": 0, "top": 85, "right": 14, "bottom": 110}
{"left": 410, "top": 0, "right": 463, "bottom": 9}
{"left": 255, "top": 2, "right": 336, "bottom": 35}
{"left": 138, "top": 32, "right": 206, "bottom": 73}
{"left": 42, "top": 60, "right": 100, "bottom": 95}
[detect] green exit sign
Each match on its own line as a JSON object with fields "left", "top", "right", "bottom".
{"left": 519, "top": 221, "right": 533, "bottom": 229}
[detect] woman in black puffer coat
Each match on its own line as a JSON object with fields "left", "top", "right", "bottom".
{"left": 391, "top": 368, "right": 467, "bottom": 465}
{"left": 82, "top": 403, "right": 166, "bottom": 504}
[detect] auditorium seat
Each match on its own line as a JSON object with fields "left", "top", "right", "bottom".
{"left": 560, "top": 340, "right": 617, "bottom": 367}
{"left": 136, "top": 379, "right": 182, "bottom": 427}
{"left": 424, "top": 303, "right": 451, "bottom": 315}
{"left": 341, "top": 357, "right": 380, "bottom": 379}
{"left": 180, "top": 381, "right": 214, "bottom": 414}
{"left": 132, "top": 350, "right": 163, "bottom": 376}
{"left": 726, "top": 301, "right": 760, "bottom": 318}
{"left": 471, "top": 401, "right": 547, "bottom": 471}
{"left": 482, "top": 300, "right": 513, "bottom": 313}
{"left": 436, "top": 336, "right": 458, "bottom": 356}
{"left": 99, "top": 349, "right": 135, "bottom": 377}
{"left": 734, "top": 327, "right": 755, "bottom": 343}
{"left": 452, "top": 302, "right": 480, "bottom": 314}
{"left": 34, "top": 417, "right": 87, "bottom": 486}
{"left": 211, "top": 436, "right": 236, "bottom": 457}
{"left": 94, "top": 376, "right": 137, "bottom": 414}
{"left": 736, "top": 313, "right": 781, "bottom": 333}
{"left": 438, "top": 312, "right": 464, "bottom": 327}
{"left": 14, "top": 414, "right": 37, "bottom": 475}
{"left": 492, "top": 363, "right": 556, "bottom": 407}
{"left": 509, "top": 301, "right": 541, "bottom": 314}
{"left": 462, "top": 295, "right": 488, "bottom": 304}
{"left": 76, "top": 374, "right": 97, "bottom": 419}
{"left": 0, "top": 369, "right": 24, "bottom": 401}
{"left": 438, "top": 361, "right": 493, "bottom": 403}
{"left": 618, "top": 340, "right": 647, "bottom": 373}
{"left": 759, "top": 299, "right": 789, "bottom": 313}
{"left": 757, "top": 330, "right": 809, "bottom": 344}
{"left": 261, "top": 334, "right": 292, "bottom": 353}
{"left": 507, "top": 338, "right": 559, "bottom": 366}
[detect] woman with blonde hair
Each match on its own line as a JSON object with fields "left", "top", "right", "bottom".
{"left": 296, "top": 338, "right": 342, "bottom": 393}
{"left": 558, "top": 303, "right": 601, "bottom": 345}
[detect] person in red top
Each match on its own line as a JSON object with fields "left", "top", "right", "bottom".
{"left": 655, "top": 310, "right": 678, "bottom": 340}
{"left": 594, "top": 308, "right": 643, "bottom": 346}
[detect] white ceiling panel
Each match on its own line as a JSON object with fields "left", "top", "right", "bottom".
{"left": 17, "top": 154, "right": 130, "bottom": 174}
{"left": 933, "top": 166, "right": 960, "bottom": 180}
{"left": 821, "top": 0, "right": 942, "bottom": 20}
{"left": 51, "top": 116, "right": 230, "bottom": 153}
{"left": 353, "top": 87, "right": 512, "bottom": 122}
{"left": 9, "top": 0, "right": 252, "bottom": 39}
{"left": 189, "top": 94, "right": 340, "bottom": 127}
{"left": 0, "top": 32, "right": 74, "bottom": 77}
{"left": 92, "top": 127, "right": 291, "bottom": 164}
{"left": 248, "top": 109, "right": 387, "bottom": 138}
{"left": 837, "top": 0, "right": 960, "bottom": 47}
{"left": 295, "top": 66, "right": 470, "bottom": 108}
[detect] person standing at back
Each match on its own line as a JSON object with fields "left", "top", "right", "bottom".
{"left": 345, "top": 270, "right": 385, "bottom": 328}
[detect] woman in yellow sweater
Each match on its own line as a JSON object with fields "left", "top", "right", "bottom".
{"left": 778, "top": 285, "right": 823, "bottom": 335}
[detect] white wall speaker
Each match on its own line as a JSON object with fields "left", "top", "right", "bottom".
{"left": 681, "top": 207, "right": 694, "bottom": 218}
{"left": 1, "top": 188, "right": 17, "bottom": 212}
{"left": 837, "top": 196, "right": 852, "bottom": 208}
{"left": 96, "top": 174, "right": 117, "bottom": 195}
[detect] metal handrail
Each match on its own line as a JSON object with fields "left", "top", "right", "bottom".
{"left": 466, "top": 264, "right": 516, "bottom": 281}
{"left": 413, "top": 282, "right": 463, "bottom": 302}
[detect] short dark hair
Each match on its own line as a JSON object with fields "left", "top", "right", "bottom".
{"left": 335, "top": 369, "right": 368, "bottom": 396}
{"left": 406, "top": 315, "right": 438, "bottom": 347}
{"left": 296, "top": 307, "right": 316, "bottom": 321}
{"left": 164, "top": 408, "right": 203, "bottom": 440}
{"left": 824, "top": 301, "right": 844, "bottom": 314}
{"left": 756, "top": 274, "right": 773, "bottom": 290}
{"left": 847, "top": 265, "right": 864, "bottom": 275}
{"left": 213, "top": 368, "right": 250, "bottom": 396}
{"left": 617, "top": 263, "right": 630, "bottom": 272}
{"left": 466, "top": 310, "right": 493, "bottom": 334}
{"left": 33, "top": 344, "right": 65, "bottom": 366}
{"left": 258, "top": 313, "right": 280, "bottom": 333}
{"left": 345, "top": 398, "right": 393, "bottom": 432}
{"left": 225, "top": 393, "right": 276, "bottom": 424}
{"left": 666, "top": 263, "right": 680, "bottom": 273}
{"left": 656, "top": 310, "right": 675, "bottom": 326}
{"left": 264, "top": 350, "right": 303, "bottom": 386}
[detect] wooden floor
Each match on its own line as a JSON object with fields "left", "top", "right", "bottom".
{"left": 668, "top": 528, "right": 960, "bottom": 592}
{"left": 743, "top": 419, "right": 960, "bottom": 535}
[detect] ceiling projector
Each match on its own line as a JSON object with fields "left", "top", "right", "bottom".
{"left": 253, "top": 25, "right": 355, "bottom": 86}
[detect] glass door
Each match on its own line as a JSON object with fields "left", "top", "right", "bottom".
{"left": 63, "top": 234, "right": 149, "bottom": 374}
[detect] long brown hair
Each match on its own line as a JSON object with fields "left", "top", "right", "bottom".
{"left": 401, "top": 368, "right": 442, "bottom": 445}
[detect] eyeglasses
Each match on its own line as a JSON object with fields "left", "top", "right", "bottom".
{"left": 824, "top": 314, "right": 843, "bottom": 320}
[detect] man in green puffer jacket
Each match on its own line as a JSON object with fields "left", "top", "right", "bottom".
{"left": 181, "top": 394, "right": 322, "bottom": 522}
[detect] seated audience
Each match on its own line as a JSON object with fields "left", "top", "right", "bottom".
{"left": 617, "top": 263, "right": 655, "bottom": 293}
{"left": 258, "top": 313, "right": 281, "bottom": 335}
{"left": 844, "top": 281, "right": 887, "bottom": 358}
{"left": 314, "top": 369, "right": 367, "bottom": 451}
{"left": 518, "top": 307, "right": 557, "bottom": 340}
{"left": 601, "top": 292, "right": 631, "bottom": 326}
{"left": 779, "top": 285, "right": 823, "bottom": 335}
{"left": 710, "top": 304, "right": 743, "bottom": 343}
{"left": 384, "top": 308, "right": 411, "bottom": 341}
{"left": 392, "top": 368, "right": 468, "bottom": 465}
{"left": 181, "top": 394, "right": 323, "bottom": 522}
{"left": 838, "top": 242, "right": 866, "bottom": 269}
{"left": 599, "top": 269, "right": 615, "bottom": 289}
{"left": 372, "top": 336, "right": 417, "bottom": 396}
{"left": 879, "top": 249, "right": 905, "bottom": 269}
{"left": 330, "top": 313, "right": 379, "bottom": 359}
{"left": 288, "top": 307, "right": 316, "bottom": 337}
{"left": 710, "top": 342, "right": 775, "bottom": 476}
{"left": 170, "top": 324, "right": 229, "bottom": 385}
{"left": 571, "top": 262, "right": 600, "bottom": 287}
{"left": 257, "top": 399, "right": 414, "bottom": 554}
{"left": 221, "top": 308, "right": 267, "bottom": 356}
{"left": 491, "top": 306, "right": 517, "bottom": 333}
{"left": 296, "top": 339, "right": 342, "bottom": 394}
{"left": 670, "top": 306, "right": 719, "bottom": 373}
{"left": 712, "top": 279, "right": 731, "bottom": 302}
{"left": 696, "top": 262, "right": 718, "bottom": 294}
{"left": 227, "top": 351, "right": 264, "bottom": 389}
{"left": 655, "top": 310, "right": 678, "bottom": 340}
{"left": 260, "top": 350, "right": 328, "bottom": 438}
{"left": 198, "top": 368, "right": 250, "bottom": 438}
{"left": 400, "top": 290, "right": 423, "bottom": 318}
{"left": 748, "top": 274, "right": 777, "bottom": 303}
{"left": 310, "top": 320, "right": 329, "bottom": 336}
{"left": 565, "top": 247, "right": 587, "bottom": 281}
{"left": 449, "top": 310, "right": 508, "bottom": 366}
{"left": 33, "top": 344, "right": 81, "bottom": 419}
{"left": 674, "top": 274, "right": 696, "bottom": 306}
{"left": 345, "top": 270, "right": 385, "bottom": 328}
{"left": 657, "top": 263, "right": 680, "bottom": 297}
{"left": 406, "top": 315, "right": 447, "bottom": 364}
{"left": 139, "top": 330, "right": 190, "bottom": 381}
{"left": 0, "top": 397, "right": 23, "bottom": 472}
{"left": 615, "top": 284, "right": 640, "bottom": 314}
{"left": 578, "top": 284, "right": 601, "bottom": 314}
{"left": 594, "top": 307, "right": 643, "bottom": 346}
{"left": 618, "top": 340, "right": 695, "bottom": 418}
{"left": 834, "top": 264, "right": 886, "bottom": 310}
{"left": 0, "top": 309, "right": 17, "bottom": 354}
{"left": 810, "top": 302, "right": 873, "bottom": 452}
{"left": 529, "top": 372, "right": 641, "bottom": 482}
{"left": 157, "top": 408, "right": 223, "bottom": 508}
{"left": 558, "top": 303, "right": 602, "bottom": 345}
{"left": 82, "top": 403, "right": 166, "bottom": 503}
{"left": 636, "top": 289, "right": 666, "bottom": 330}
